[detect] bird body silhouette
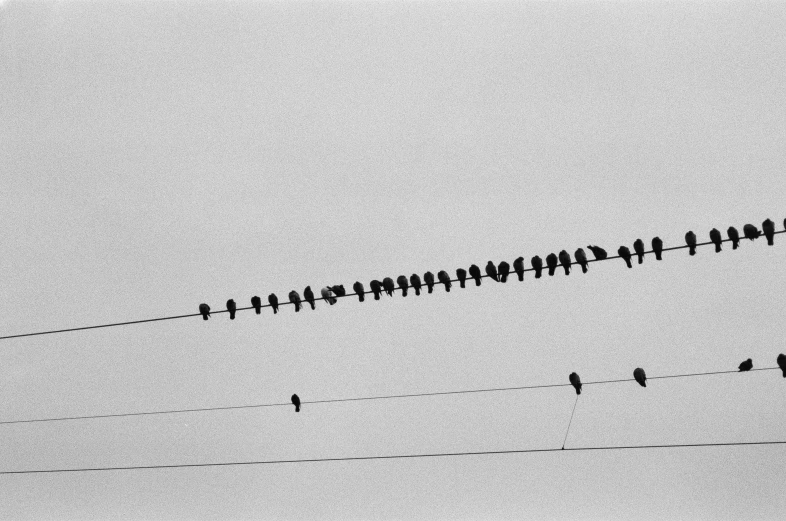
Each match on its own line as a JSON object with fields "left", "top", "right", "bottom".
{"left": 574, "top": 248, "right": 588, "bottom": 274}
{"left": 288, "top": 291, "right": 302, "bottom": 312}
{"left": 251, "top": 296, "right": 262, "bottom": 314}
{"left": 456, "top": 268, "right": 467, "bottom": 288}
{"left": 424, "top": 272, "right": 435, "bottom": 294}
{"left": 709, "top": 228, "right": 722, "bottom": 253}
{"left": 331, "top": 285, "right": 346, "bottom": 297}
{"left": 370, "top": 280, "right": 382, "bottom": 300}
{"left": 437, "top": 270, "right": 452, "bottom": 291}
{"left": 353, "top": 281, "right": 365, "bottom": 302}
{"left": 291, "top": 394, "right": 301, "bottom": 413}
{"left": 633, "top": 368, "right": 647, "bottom": 387}
{"left": 558, "top": 250, "right": 571, "bottom": 275}
{"left": 485, "top": 261, "right": 499, "bottom": 282}
{"left": 382, "top": 277, "right": 395, "bottom": 297}
{"left": 545, "top": 253, "right": 558, "bottom": 276}
{"left": 762, "top": 219, "right": 775, "bottom": 245}
{"left": 321, "top": 286, "right": 337, "bottom": 305}
{"left": 618, "top": 246, "right": 632, "bottom": 268}
{"left": 304, "top": 286, "right": 316, "bottom": 310}
{"left": 410, "top": 274, "right": 422, "bottom": 296}
{"left": 727, "top": 227, "right": 740, "bottom": 249}
{"left": 743, "top": 224, "right": 760, "bottom": 241}
{"left": 469, "top": 264, "right": 482, "bottom": 286}
{"left": 587, "top": 245, "right": 607, "bottom": 260}
{"left": 569, "top": 372, "right": 582, "bottom": 395}
{"left": 199, "top": 303, "right": 210, "bottom": 320}
{"left": 778, "top": 354, "right": 786, "bottom": 377}
{"left": 738, "top": 359, "right": 753, "bottom": 372}
{"left": 633, "top": 239, "right": 645, "bottom": 264}
{"left": 226, "top": 299, "right": 237, "bottom": 320}
{"left": 498, "top": 261, "right": 511, "bottom": 282}
{"left": 685, "top": 231, "right": 697, "bottom": 255}
{"left": 513, "top": 257, "right": 525, "bottom": 281}
{"left": 651, "top": 237, "right": 663, "bottom": 260}
{"left": 530, "top": 256, "right": 543, "bottom": 278}
{"left": 268, "top": 293, "right": 279, "bottom": 314}
{"left": 397, "top": 275, "right": 409, "bottom": 297}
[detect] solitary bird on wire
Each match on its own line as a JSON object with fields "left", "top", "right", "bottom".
{"left": 513, "top": 257, "right": 525, "bottom": 281}
{"left": 331, "top": 285, "right": 346, "bottom": 298}
{"left": 743, "top": 224, "right": 760, "bottom": 241}
{"left": 685, "top": 231, "right": 697, "bottom": 255}
{"left": 291, "top": 394, "right": 301, "bottom": 413}
{"left": 574, "top": 248, "right": 588, "bottom": 274}
{"left": 531, "top": 256, "right": 544, "bottom": 278}
{"left": 709, "top": 228, "right": 723, "bottom": 253}
{"left": 651, "top": 237, "right": 663, "bottom": 260}
{"left": 485, "top": 261, "right": 499, "bottom": 282}
{"left": 456, "top": 268, "right": 468, "bottom": 288}
{"left": 546, "top": 253, "right": 558, "bottom": 276}
{"left": 633, "top": 368, "right": 647, "bottom": 387}
{"left": 226, "top": 299, "right": 237, "bottom": 320}
{"left": 382, "top": 277, "right": 395, "bottom": 297}
{"left": 268, "top": 293, "right": 279, "bottom": 314}
{"left": 321, "top": 286, "right": 337, "bottom": 305}
{"left": 738, "top": 359, "right": 753, "bottom": 372}
{"left": 762, "top": 219, "right": 775, "bottom": 246}
{"left": 199, "top": 303, "right": 211, "bottom": 320}
{"left": 569, "top": 372, "right": 582, "bottom": 395}
{"left": 424, "top": 272, "right": 436, "bottom": 294}
{"left": 438, "top": 270, "right": 452, "bottom": 292}
{"left": 558, "top": 250, "right": 571, "bottom": 275}
{"left": 498, "top": 261, "right": 511, "bottom": 282}
{"left": 727, "top": 226, "right": 740, "bottom": 250}
{"left": 353, "top": 281, "right": 365, "bottom": 302}
{"left": 370, "top": 280, "right": 383, "bottom": 300}
{"left": 778, "top": 354, "right": 786, "bottom": 377}
{"left": 251, "top": 296, "right": 262, "bottom": 314}
{"left": 304, "top": 286, "right": 316, "bottom": 310}
{"left": 633, "top": 239, "right": 645, "bottom": 264}
{"left": 469, "top": 264, "right": 482, "bottom": 286}
{"left": 410, "top": 274, "right": 422, "bottom": 296}
{"left": 397, "top": 275, "right": 409, "bottom": 297}
{"left": 587, "top": 245, "right": 607, "bottom": 260}
{"left": 288, "top": 291, "right": 302, "bottom": 312}
{"left": 618, "top": 246, "right": 633, "bottom": 269}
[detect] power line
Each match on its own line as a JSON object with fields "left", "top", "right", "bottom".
{"left": 3, "top": 440, "right": 785, "bottom": 475}
{"left": 2, "top": 367, "right": 778, "bottom": 426}
{"left": 1, "top": 228, "right": 782, "bottom": 341}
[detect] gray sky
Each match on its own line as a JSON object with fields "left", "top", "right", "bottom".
{"left": 2, "top": 1, "right": 786, "bottom": 519}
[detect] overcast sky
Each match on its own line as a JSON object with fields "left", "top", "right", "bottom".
{"left": 2, "top": 1, "right": 786, "bottom": 519}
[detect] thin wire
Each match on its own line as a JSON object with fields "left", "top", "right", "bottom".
{"left": 1, "top": 229, "right": 782, "bottom": 341}
{"left": 2, "top": 367, "right": 778, "bottom": 426}
{"left": 562, "top": 394, "right": 580, "bottom": 449}
{"left": 2, "top": 440, "right": 785, "bottom": 475}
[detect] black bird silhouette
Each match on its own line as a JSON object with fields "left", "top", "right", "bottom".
{"left": 251, "top": 296, "right": 262, "bottom": 314}
{"left": 438, "top": 270, "right": 452, "bottom": 291}
{"left": 456, "top": 268, "right": 468, "bottom": 288}
{"left": 291, "top": 394, "right": 301, "bottom": 413}
{"left": 633, "top": 367, "right": 647, "bottom": 387}
{"left": 498, "top": 261, "right": 511, "bottom": 282}
{"left": 424, "top": 272, "right": 435, "bottom": 294}
{"left": 370, "top": 280, "right": 382, "bottom": 300}
{"left": 410, "top": 274, "right": 422, "bottom": 296}
{"left": 382, "top": 277, "right": 395, "bottom": 297}
{"left": 762, "top": 219, "right": 775, "bottom": 246}
{"left": 199, "top": 303, "right": 210, "bottom": 320}
{"left": 743, "top": 224, "right": 760, "bottom": 241}
{"left": 738, "top": 359, "right": 753, "bottom": 372}
{"left": 513, "top": 257, "right": 525, "bottom": 281}
{"left": 226, "top": 299, "right": 237, "bottom": 320}
{"left": 587, "top": 245, "right": 607, "bottom": 260}
{"left": 651, "top": 237, "right": 663, "bottom": 260}
{"left": 574, "top": 248, "right": 588, "bottom": 274}
{"left": 485, "top": 261, "right": 499, "bottom": 282}
{"left": 353, "top": 281, "right": 365, "bottom": 302}
{"left": 778, "top": 354, "right": 786, "bottom": 377}
{"left": 397, "top": 275, "right": 409, "bottom": 297}
{"left": 469, "top": 264, "right": 482, "bottom": 286}
{"left": 685, "top": 231, "right": 697, "bottom": 255}
{"left": 331, "top": 285, "right": 346, "bottom": 297}
{"left": 709, "top": 228, "right": 722, "bottom": 253}
{"left": 633, "top": 239, "right": 645, "bottom": 264}
{"left": 569, "top": 372, "right": 582, "bottom": 395}
{"left": 288, "top": 291, "right": 302, "bottom": 312}
{"left": 304, "top": 286, "right": 316, "bottom": 310}
{"left": 618, "top": 246, "right": 632, "bottom": 268}
{"left": 545, "top": 253, "right": 558, "bottom": 276}
{"left": 530, "top": 256, "right": 543, "bottom": 278}
{"left": 727, "top": 226, "right": 740, "bottom": 250}
{"left": 320, "top": 287, "right": 337, "bottom": 305}
{"left": 268, "top": 293, "right": 279, "bottom": 314}
{"left": 558, "top": 250, "right": 571, "bottom": 275}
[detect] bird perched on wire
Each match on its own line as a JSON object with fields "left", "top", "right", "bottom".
{"left": 545, "top": 253, "right": 558, "bottom": 276}
{"left": 633, "top": 368, "right": 647, "bottom": 387}
{"left": 288, "top": 291, "right": 302, "bottom": 312}
{"left": 651, "top": 237, "right": 663, "bottom": 260}
{"left": 530, "top": 256, "right": 543, "bottom": 278}
{"left": 738, "top": 359, "right": 753, "bottom": 372}
{"left": 633, "top": 239, "right": 645, "bottom": 264}
{"left": 353, "top": 281, "right": 365, "bottom": 302}
{"left": 558, "top": 250, "right": 571, "bottom": 275}
{"left": 569, "top": 372, "right": 582, "bottom": 395}
{"left": 709, "top": 228, "right": 722, "bottom": 253}
{"left": 485, "top": 261, "right": 499, "bottom": 282}
{"left": 498, "top": 261, "right": 511, "bottom": 282}
{"left": 456, "top": 268, "right": 468, "bottom": 288}
{"left": 370, "top": 280, "right": 382, "bottom": 300}
{"left": 424, "top": 272, "right": 435, "bottom": 294}
{"left": 587, "top": 245, "right": 607, "bottom": 260}
{"left": 410, "top": 274, "right": 422, "bottom": 296}
{"left": 199, "top": 303, "right": 211, "bottom": 321}
{"left": 685, "top": 231, "right": 697, "bottom": 255}
{"left": 437, "top": 270, "right": 452, "bottom": 292}
{"left": 618, "top": 246, "right": 633, "bottom": 269}
{"left": 469, "top": 264, "right": 482, "bottom": 286}
{"left": 743, "top": 224, "right": 760, "bottom": 241}
{"left": 778, "top": 354, "right": 786, "bottom": 377}
{"left": 513, "top": 257, "right": 525, "bottom": 281}
{"left": 226, "top": 299, "right": 237, "bottom": 320}
{"left": 382, "top": 277, "right": 395, "bottom": 297}
{"left": 291, "top": 394, "right": 301, "bottom": 413}
{"left": 397, "top": 275, "right": 409, "bottom": 297}
{"left": 574, "top": 248, "right": 588, "bottom": 274}
{"left": 268, "top": 294, "right": 279, "bottom": 314}
{"left": 331, "top": 285, "right": 346, "bottom": 298}
{"left": 251, "top": 296, "right": 262, "bottom": 314}
{"left": 762, "top": 219, "right": 775, "bottom": 246}
{"left": 321, "top": 286, "right": 337, "bottom": 305}
{"left": 727, "top": 226, "right": 740, "bottom": 250}
{"left": 304, "top": 286, "right": 316, "bottom": 310}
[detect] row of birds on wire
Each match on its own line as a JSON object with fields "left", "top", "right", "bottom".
{"left": 198, "top": 218, "right": 783, "bottom": 320}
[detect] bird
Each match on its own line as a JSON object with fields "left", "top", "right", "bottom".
{"left": 633, "top": 239, "right": 645, "bottom": 264}
{"left": 498, "top": 261, "right": 511, "bottom": 282}
{"left": 762, "top": 219, "right": 775, "bottom": 246}
{"left": 397, "top": 275, "right": 409, "bottom": 297}
{"left": 685, "top": 231, "right": 697, "bottom": 255}
{"left": 382, "top": 277, "right": 395, "bottom": 297}
{"left": 291, "top": 394, "right": 301, "bottom": 413}
{"left": 618, "top": 246, "right": 632, "bottom": 268}
{"left": 513, "top": 257, "right": 525, "bottom": 281}
{"left": 633, "top": 367, "right": 647, "bottom": 387}
{"left": 304, "top": 286, "right": 316, "bottom": 310}
{"left": 268, "top": 293, "right": 279, "bottom": 314}
{"left": 569, "top": 372, "right": 582, "bottom": 395}
{"left": 727, "top": 226, "right": 740, "bottom": 250}
{"left": 437, "top": 270, "right": 452, "bottom": 291}
{"left": 558, "top": 250, "right": 571, "bottom": 275}
{"left": 778, "top": 354, "right": 786, "bottom": 377}
{"left": 485, "top": 261, "right": 499, "bottom": 282}
{"left": 709, "top": 228, "right": 722, "bottom": 253}
{"left": 530, "top": 256, "right": 543, "bottom": 278}
{"left": 651, "top": 237, "right": 663, "bottom": 260}
{"left": 738, "top": 359, "right": 753, "bottom": 372}
{"left": 424, "top": 272, "right": 435, "bottom": 294}
{"left": 574, "top": 248, "right": 588, "bottom": 274}
{"left": 456, "top": 268, "right": 468, "bottom": 288}
{"left": 226, "top": 299, "right": 237, "bottom": 320}
{"left": 199, "top": 303, "right": 210, "bottom": 320}
{"left": 331, "top": 285, "right": 346, "bottom": 297}
{"left": 251, "top": 296, "right": 262, "bottom": 314}
{"left": 288, "top": 291, "right": 302, "bottom": 312}
{"left": 469, "top": 264, "right": 482, "bottom": 286}
{"left": 321, "top": 286, "right": 337, "bottom": 305}
{"left": 545, "top": 253, "right": 558, "bottom": 276}
{"left": 370, "top": 280, "right": 382, "bottom": 300}
{"left": 353, "top": 281, "right": 365, "bottom": 302}
{"left": 587, "top": 245, "right": 607, "bottom": 260}
{"left": 410, "top": 274, "right": 422, "bottom": 296}
{"left": 743, "top": 224, "right": 760, "bottom": 241}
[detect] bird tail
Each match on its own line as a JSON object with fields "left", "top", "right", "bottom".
{"left": 475, "top": 278, "right": 481, "bottom": 286}
{"left": 563, "top": 266, "right": 570, "bottom": 276}
{"left": 655, "top": 252, "right": 662, "bottom": 260}
{"left": 401, "top": 288, "right": 407, "bottom": 297}
{"left": 358, "top": 294, "right": 365, "bottom": 302}
{"left": 310, "top": 302, "right": 315, "bottom": 310}
{"left": 535, "top": 270, "right": 541, "bottom": 279}
{"left": 732, "top": 241, "right": 738, "bottom": 250}
{"left": 460, "top": 281, "right": 466, "bottom": 288}
{"left": 548, "top": 267, "right": 555, "bottom": 276}
{"left": 767, "top": 236, "right": 774, "bottom": 246}
{"left": 500, "top": 274, "right": 508, "bottom": 283}
{"left": 715, "top": 244, "right": 721, "bottom": 253}
{"left": 296, "top": 405, "right": 300, "bottom": 412}
{"left": 374, "top": 293, "right": 380, "bottom": 300}
{"left": 255, "top": 308, "right": 261, "bottom": 315}
{"left": 638, "top": 255, "right": 643, "bottom": 264}
{"left": 517, "top": 272, "right": 524, "bottom": 282}
{"left": 273, "top": 307, "right": 278, "bottom": 314}
{"left": 414, "top": 288, "right": 420, "bottom": 296}
{"left": 202, "top": 315, "right": 209, "bottom": 321}
{"left": 581, "top": 264, "right": 588, "bottom": 274}
{"left": 229, "top": 311, "right": 235, "bottom": 320}
{"left": 690, "top": 247, "right": 696, "bottom": 256}
{"left": 625, "top": 259, "right": 632, "bottom": 269}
